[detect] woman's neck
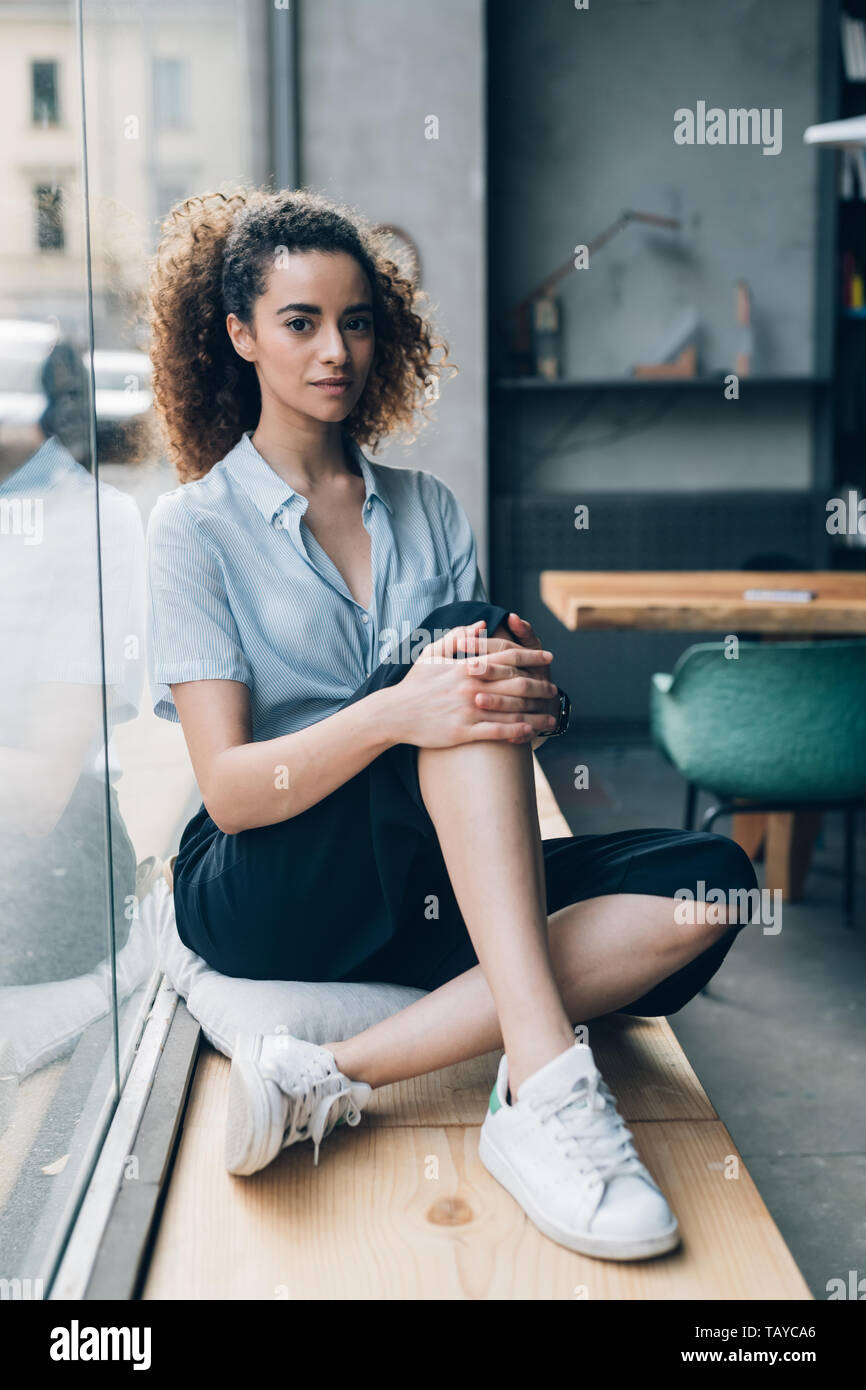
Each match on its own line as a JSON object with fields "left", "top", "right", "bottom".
{"left": 249, "top": 417, "right": 356, "bottom": 493}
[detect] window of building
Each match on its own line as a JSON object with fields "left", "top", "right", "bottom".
{"left": 152, "top": 57, "right": 189, "bottom": 130}
{"left": 32, "top": 60, "right": 60, "bottom": 125}
{"left": 35, "top": 184, "right": 65, "bottom": 251}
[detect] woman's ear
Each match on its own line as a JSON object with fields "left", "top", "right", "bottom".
{"left": 225, "top": 312, "right": 256, "bottom": 364}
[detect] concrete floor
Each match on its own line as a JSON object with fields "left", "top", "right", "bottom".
{"left": 538, "top": 729, "right": 866, "bottom": 1302}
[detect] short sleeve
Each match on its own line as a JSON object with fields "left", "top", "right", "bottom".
{"left": 146, "top": 493, "right": 252, "bottom": 722}
{"left": 436, "top": 478, "right": 489, "bottom": 603}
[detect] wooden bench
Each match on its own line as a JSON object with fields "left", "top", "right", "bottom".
{"left": 142, "top": 758, "right": 812, "bottom": 1300}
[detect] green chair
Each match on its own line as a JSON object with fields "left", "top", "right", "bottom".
{"left": 650, "top": 640, "right": 866, "bottom": 927}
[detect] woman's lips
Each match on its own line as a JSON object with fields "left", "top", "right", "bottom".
{"left": 311, "top": 381, "right": 352, "bottom": 394}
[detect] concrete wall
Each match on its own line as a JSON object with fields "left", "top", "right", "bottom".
{"left": 490, "top": 0, "right": 823, "bottom": 380}
{"left": 298, "top": 0, "right": 489, "bottom": 575}
{"left": 489, "top": 0, "right": 825, "bottom": 493}
{"left": 486, "top": 0, "right": 829, "bottom": 725}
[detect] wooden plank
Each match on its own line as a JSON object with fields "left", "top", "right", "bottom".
{"left": 179, "top": 1014, "right": 715, "bottom": 1141}
{"left": 540, "top": 570, "right": 866, "bottom": 633}
{"left": 143, "top": 1112, "right": 810, "bottom": 1301}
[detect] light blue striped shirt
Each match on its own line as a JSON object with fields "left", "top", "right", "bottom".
{"left": 145, "top": 428, "right": 488, "bottom": 738}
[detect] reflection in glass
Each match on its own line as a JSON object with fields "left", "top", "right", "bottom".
{"left": 0, "top": 329, "right": 146, "bottom": 1279}
{"left": 0, "top": 0, "right": 268, "bottom": 1290}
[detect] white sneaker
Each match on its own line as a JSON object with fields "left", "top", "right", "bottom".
{"left": 224, "top": 1028, "right": 372, "bottom": 1176}
{"left": 478, "top": 1042, "right": 680, "bottom": 1261}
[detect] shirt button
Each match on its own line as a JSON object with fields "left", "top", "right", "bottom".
{"left": 365, "top": 500, "right": 372, "bottom": 511}
{"left": 362, "top": 613, "right": 369, "bottom": 623}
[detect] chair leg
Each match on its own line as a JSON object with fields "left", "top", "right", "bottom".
{"left": 844, "top": 807, "right": 856, "bottom": 929}
{"left": 684, "top": 781, "right": 697, "bottom": 831}
{"left": 700, "top": 804, "right": 724, "bottom": 833}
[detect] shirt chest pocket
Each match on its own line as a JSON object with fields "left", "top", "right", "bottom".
{"left": 380, "top": 572, "right": 455, "bottom": 653}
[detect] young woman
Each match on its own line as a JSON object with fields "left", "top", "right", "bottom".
{"left": 145, "top": 186, "right": 758, "bottom": 1263}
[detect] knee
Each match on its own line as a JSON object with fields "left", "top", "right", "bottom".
{"left": 690, "top": 831, "right": 759, "bottom": 930}
{"left": 698, "top": 831, "right": 759, "bottom": 896}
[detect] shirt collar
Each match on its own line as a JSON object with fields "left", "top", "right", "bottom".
{"left": 226, "top": 428, "right": 393, "bottom": 522}
{"left": 0, "top": 434, "right": 82, "bottom": 497}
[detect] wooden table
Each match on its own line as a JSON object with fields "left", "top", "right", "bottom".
{"left": 540, "top": 570, "right": 866, "bottom": 635}
{"left": 540, "top": 571, "right": 866, "bottom": 899}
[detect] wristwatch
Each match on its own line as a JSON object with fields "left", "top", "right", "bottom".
{"left": 540, "top": 685, "right": 571, "bottom": 738}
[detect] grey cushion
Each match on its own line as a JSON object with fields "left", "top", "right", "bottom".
{"left": 154, "top": 876, "right": 426, "bottom": 1058}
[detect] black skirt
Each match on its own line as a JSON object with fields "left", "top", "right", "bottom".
{"left": 172, "top": 600, "right": 759, "bottom": 1014}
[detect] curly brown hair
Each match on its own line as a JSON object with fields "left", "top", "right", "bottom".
{"left": 146, "top": 183, "right": 457, "bottom": 483}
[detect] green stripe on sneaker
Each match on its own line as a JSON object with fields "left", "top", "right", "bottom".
{"left": 488, "top": 1083, "right": 501, "bottom": 1115}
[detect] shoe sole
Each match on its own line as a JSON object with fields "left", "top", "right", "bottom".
{"left": 478, "top": 1125, "right": 681, "bottom": 1262}
{"left": 224, "top": 1039, "right": 284, "bottom": 1177}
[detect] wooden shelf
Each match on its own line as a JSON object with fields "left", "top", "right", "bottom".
{"left": 494, "top": 375, "right": 831, "bottom": 391}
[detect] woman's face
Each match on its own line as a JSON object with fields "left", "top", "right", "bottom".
{"left": 228, "top": 249, "right": 375, "bottom": 427}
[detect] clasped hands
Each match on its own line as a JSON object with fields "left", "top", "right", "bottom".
{"left": 451, "top": 612, "right": 559, "bottom": 742}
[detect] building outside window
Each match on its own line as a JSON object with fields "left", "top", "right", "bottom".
{"left": 31, "top": 59, "right": 59, "bottom": 125}
{"left": 34, "top": 184, "right": 64, "bottom": 251}
{"left": 152, "top": 56, "right": 188, "bottom": 131}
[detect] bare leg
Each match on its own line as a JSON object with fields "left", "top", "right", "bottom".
{"left": 323, "top": 676, "right": 741, "bottom": 1094}
{"left": 408, "top": 735, "right": 577, "bottom": 1094}
{"left": 326, "top": 888, "right": 737, "bottom": 1092}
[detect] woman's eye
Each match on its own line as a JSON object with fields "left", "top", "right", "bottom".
{"left": 282, "top": 315, "right": 371, "bottom": 333}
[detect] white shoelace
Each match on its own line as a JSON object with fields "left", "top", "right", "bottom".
{"left": 279, "top": 1056, "right": 365, "bottom": 1166}
{"left": 529, "top": 1071, "right": 644, "bottom": 1183}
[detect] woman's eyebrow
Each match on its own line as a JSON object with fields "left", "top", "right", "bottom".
{"left": 274, "top": 301, "right": 373, "bottom": 315}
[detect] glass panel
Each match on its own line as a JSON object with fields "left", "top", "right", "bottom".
{"left": 0, "top": 0, "right": 269, "bottom": 1295}
{"left": 77, "top": 0, "right": 269, "bottom": 1155}
{"left": 0, "top": 1, "right": 118, "bottom": 1293}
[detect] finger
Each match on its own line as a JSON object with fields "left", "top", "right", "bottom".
{"left": 464, "top": 644, "right": 552, "bottom": 668}
{"left": 457, "top": 631, "right": 528, "bottom": 655}
{"left": 477, "top": 704, "right": 558, "bottom": 730}
{"left": 507, "top": 611, "right": 541, "bottom": 644}
{"left": 434, "top": 622, "right": 487, "bottom": 659}
{"left": 462, "top": 659, "right": 521, "bottom": 682}
{"left": 455, "top": 629, "right": 492, "bottom": 655}
{"left": 473, "top": 689, "right": 558, "bottom": 713}
{"left": 459, "top": 633, "right": 531, "bottom": 658}
{"left": 471, "top": 675, "right": 558, "bottom": 701}
{"left": 468, "top": 720, "right": 535, "bottom": 742}
{"left": 469, "top": 669, "right": 550, "bottom": 689}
